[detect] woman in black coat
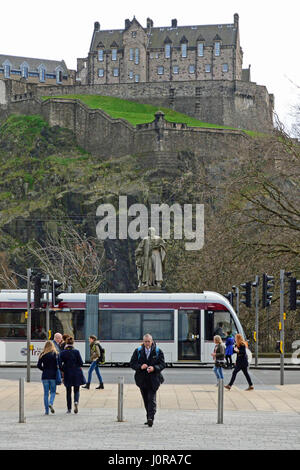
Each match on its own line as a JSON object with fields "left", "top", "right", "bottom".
{"left": 37, "top": 340, "right": 59, "bottom": 415}
{"left": 225, "top": 334, "right": 254, "bottom": 391}
{"left": 58, "top": 336, "right": 86, "bottom": 413}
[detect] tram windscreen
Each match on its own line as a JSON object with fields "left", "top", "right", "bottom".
{"left": 205, "top": 310, "right": 238, "bottom": 340}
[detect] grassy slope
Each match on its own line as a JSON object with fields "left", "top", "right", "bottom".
{"left": 42, "top": 94, "right": 260, "bottom": 135}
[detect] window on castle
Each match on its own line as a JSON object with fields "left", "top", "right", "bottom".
{"left": 129, "top": 71, "right": 133, "bottom": 79}
{"left": 135, "top": 74, "right": 140, "bottom": 83}
{"left": 181, "top": 43, "right": 187, "bottom": 58}
{"left": 4, "top": 64, "right": 10, "bottom": 78}
{"left": 39, "top": 67, "right": 46, "bottom": 82}
{"left": 205, "top": 64, "right": 211, "bottom": 73}
{"left": 22, "top": 66, "right": 29, "bottom": 79}
{"left": 112, "top": 49, "right": 117, "bottom": 61}
{"left": 135, "top": 48, "right": 140, "bottom": 65}
{"left": 56, "top": 70, "right": 63, "bottom": 84}
{"left": 98, "top": 68, "right": 104, "bottom": 77}
{"left": 215, "top": 42, "right": 221, "bottom": 56}
{"left": 189, "top": 65, "right": 195, "bottom": 74}
{"left": 132, "top": 31, "right": 137, "bottom": 38}
{"left": 98, "top": 50, "right": 104, "bottom": 62}
{"left": 113, "top": 68, "right": 119, "bottom": 77}
{"left": 173, "top": 65, "right": 179, "bottom": 74}
{"left": 157, "top": 66, "right": 164, "bottom": 75}
{"left": 198, "top": 43, "right": 204, "bottom": 57}
{"left": 129, "top": 48, "right": 134, "bottom": 61}
{"left": 165, "top": 44, "right": 171, "bottom": 59}
{"left": 222, "top": 63, "right": 229, "bottom": 73}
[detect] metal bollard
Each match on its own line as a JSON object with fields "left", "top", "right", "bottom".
{"left": 19, "top": 377, "right": 26, "bottom": 423}
{"left": 117, "top": 376, "right": 124, "bottom": 422}
{"left": 217, "top": 378, "right": 224, "bottom": 424}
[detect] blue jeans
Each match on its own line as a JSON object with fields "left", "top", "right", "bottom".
{"left": 213, "top": 365, "right": 224, "bottom": 381}
{"left": 42, "top": 379, "right": 56, "bottom": 413}
{"left": 87, "top": 360, "right": 103, "bottom": 384}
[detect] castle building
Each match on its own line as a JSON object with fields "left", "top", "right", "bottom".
{"left": 77, "top": 14, "right": 251, "bottom": 85}
{"left": 0, "top": 54, "right": 75, "bottom": 86}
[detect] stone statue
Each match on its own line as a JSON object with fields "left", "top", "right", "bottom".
{"left": 135, "top": 227, "right": 166, "bottom": 289}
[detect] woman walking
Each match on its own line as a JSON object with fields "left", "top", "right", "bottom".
{"left": 82, "top": 335, "right": 104, "bottom": 390}
{"left": 225, "top": 334, "right": 254, "bottom": 391}
{"left": 37, "top": 340, "right": 59, "bottom": 415}
{"left": 211, "top": 335, "right": 225, "bottom": 385}
{"left": 58, "top": 336, "right": 86, "bottom": 414}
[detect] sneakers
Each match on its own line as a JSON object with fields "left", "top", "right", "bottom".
{"left": 66, "top": 410, "right": 71, "bottom": 414}
{"left": 245, "top": 386, "right": 254, "bottom": 391}
{"left": 74, "top": 402, "right": 78, "bottom": 414}
{"left": 96, "top": 383, "right": 104, "bottom": 390}
{"left": 224, "top": 385, "right": 231, "bottom": 390}
{"left": 49, "top": 404, "right": 55, "bottom": 414}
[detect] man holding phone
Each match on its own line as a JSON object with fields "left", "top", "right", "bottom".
{"left": 130, "top": 333, "right": 165, "bottom": 427}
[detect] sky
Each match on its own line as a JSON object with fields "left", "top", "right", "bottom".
{"left": 1, "top": 0, "right": 299, "bottom": 132}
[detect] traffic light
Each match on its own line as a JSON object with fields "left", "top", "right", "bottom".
{"left": 34, "top": 274, "right": 49, "bottom": 309}
{"left": 52, "top": 280, "right": 63, "bottom": 307}
{"left": 262, "top": 273, "right": 274, "bottom": 308}
{"left": 289, "top": 277, "right": 300, "bottom": 310}
{"left": 224, "top": 291, "right": 234, "bottom": 306}
{"left": 240, "top": 281, "right": 252, "bottom": 308}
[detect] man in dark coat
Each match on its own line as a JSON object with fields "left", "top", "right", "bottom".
{"left": 130, "top": 333, "right": 165, "bottom": 427}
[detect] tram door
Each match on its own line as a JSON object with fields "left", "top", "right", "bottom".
{"left": 178, "top": 310, "right": 200, "bottom": 360}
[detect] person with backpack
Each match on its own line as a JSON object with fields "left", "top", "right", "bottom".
{"left": 130, "top": 333, "right": 165, "bottom": 427}
{"left": 82, "top": 335, "right": 104, "bottom": 390}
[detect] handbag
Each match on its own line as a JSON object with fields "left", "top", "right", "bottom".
{"left": 56, "top": 356, "right": 62, "bottom": 385}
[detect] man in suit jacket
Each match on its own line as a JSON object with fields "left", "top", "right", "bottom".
{"left": 130, "top": 333, "right": 165, "bottom": 427}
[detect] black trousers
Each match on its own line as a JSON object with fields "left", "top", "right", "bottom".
{"left": 140, "top": 387, "right": 157, "bottom": 420}
{"left": 225, "top": 355, "right": 232, "bottom": 367}
{"left": 228, "top": 363, "right": 253, "bottom": 387}
{"left": 66, "top": 386, "right": 80, "bottom": 411}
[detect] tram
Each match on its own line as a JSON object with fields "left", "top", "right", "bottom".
{"left": 0, "top": 290, "right": 247, "bottom": 364}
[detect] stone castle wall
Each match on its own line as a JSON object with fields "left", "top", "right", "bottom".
{"left": 34, "top": 79, "right": 274, "bottom": 134}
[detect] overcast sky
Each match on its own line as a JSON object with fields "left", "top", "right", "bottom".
{"left": 1, "top": 0, "right": 299, "bottom": 131}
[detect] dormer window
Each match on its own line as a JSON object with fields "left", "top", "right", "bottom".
{"left": 112, "top": 49, "right": 117, "bottom": 61}
{"left": 4, "top": 62, "right": 11, "bottom": 78}
{"left": 21, "top": 63, "right": 29, "bottom": 79}
{"left": 198, "top": 43, "right": 204, "bottom": 57}
{"left": 56, "top": 68, "right": 63, "bottom": 84}
{"left": 215, "top": 42, "right": 221, "bottom": 56}
{"left": 39, "top": 66, "right": 46, "bottom": 82}
{"left": 181, "top": 43, "right": 187, "bottom": 58}
{"left": 98, "top": 50, "right": 104, "bottom": 61}
{"left": 165, "top": 44, "right": 171, "bottom": 59}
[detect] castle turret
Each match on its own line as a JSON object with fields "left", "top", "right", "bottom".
{"left": 234, "top": 13, "right": 239, "bottom": 29}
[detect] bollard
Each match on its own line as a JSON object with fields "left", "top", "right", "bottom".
{"left": 117, "top": 376, "right": 124, "bottom": 422}
{"left": 19, "top": 377, "right": 26, "bottom": 423}
{"left": 217, "top": 378, "right": 224, "bottom": 424}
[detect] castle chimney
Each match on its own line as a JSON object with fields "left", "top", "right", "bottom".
{"left": 171, "top": 19, "right": 177, "bottom": 28}
{"left": 147, "top": 17, "right": 154, "bottom": 28}
{"left": 94, "top": 21, "right": 100, "bottom": 32}
{"left": 125, "top": 18, "right": 131, "bottom": 29}
{"left": 234, "top": 13, "right": 239, "bottom": 28}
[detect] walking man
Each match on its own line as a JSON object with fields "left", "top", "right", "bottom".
{"left": 130, "top": 333, "right": 165, "bottom": 427}
{"left": 82, "top": 335, "right": 104, "bottom": 390}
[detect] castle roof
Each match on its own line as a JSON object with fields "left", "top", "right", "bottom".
{"left": 90, "top": 21, "right": 238, "bottom": 52}
{"left": 0, "top": 54, "right": 68, "bottom": 73}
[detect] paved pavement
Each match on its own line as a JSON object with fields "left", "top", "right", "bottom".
{"left": 1, "top": 378, "right": 300, "bottom": 450}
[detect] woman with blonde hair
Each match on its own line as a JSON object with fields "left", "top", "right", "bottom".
{"left": 225, "top": 334, "right": 254, "bottom": 391}
{"left": 37, "top": 340, "right": 59, "bottom": 415}
{"left": 211, "top": 335, "right": 225, "bottom": 385}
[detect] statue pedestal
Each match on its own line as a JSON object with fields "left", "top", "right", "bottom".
{"left": 135, "top": 286, "right": 167, "bottom": 294}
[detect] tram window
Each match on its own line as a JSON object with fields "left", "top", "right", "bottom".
{"left": 0, "top": 310, "right": 28, "bottom": 339}
{"left": 99, "top": 310, "right": 174, "bottom": 341}
{"left": 50, "top": 310, "right": 85, "bottom": 340}
{"left": 205, "top": 310, "right": 238, "bottom": 341}
{"left": 111, "top": 313, "right": 141, "bottom": 340}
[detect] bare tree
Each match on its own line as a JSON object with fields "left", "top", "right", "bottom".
{"left": 28, "top": 224, "right": 114, "bottom": 293}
